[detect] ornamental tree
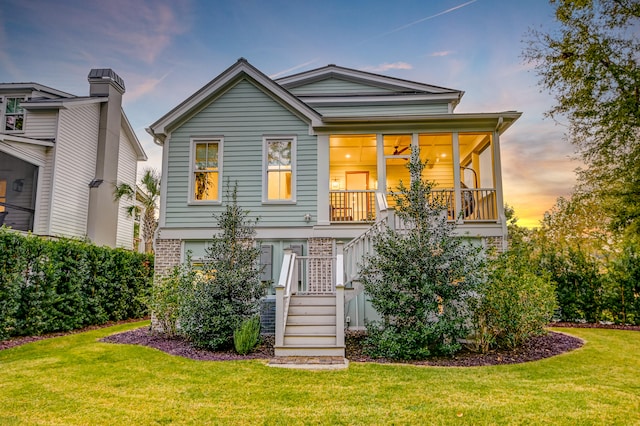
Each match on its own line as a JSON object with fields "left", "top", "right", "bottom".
{"left": 361, "top": 152, "right": 485, "bottom": 359}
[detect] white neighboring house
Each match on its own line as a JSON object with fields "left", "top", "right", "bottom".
{"left": 0, "top": 69, "right": 147, "bottom": 249}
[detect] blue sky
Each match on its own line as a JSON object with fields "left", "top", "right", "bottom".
{"left": 0, "top": 0, "right": 577, "bottom": 227}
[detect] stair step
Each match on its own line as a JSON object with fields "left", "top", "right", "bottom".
{"left": 274, "top": 346, "right": 345, "bottom": 357}
{"left": 284, "top": 335, "right": 336, "bottom": 346}
{"left": 285, "top": 324, "right": 336, "bottom": 334}
{"left": 287, "top": 315, "right": 336, "bottom": 326}
{"left": 289, "top": 295, "right": 336, "bottom": 306}
{"left": 288, "top": 305, "right": 336, "bottom": 316}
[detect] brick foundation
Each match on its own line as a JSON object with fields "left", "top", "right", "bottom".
{"left": 154, "top": 238, "right": 182, "bottom": 277}
{"left": 485, "top": 236, "right": 506, "bottom": 255}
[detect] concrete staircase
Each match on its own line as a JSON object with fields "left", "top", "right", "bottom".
{"left": 274, "top": 294, "right": 345, "bottom": 357}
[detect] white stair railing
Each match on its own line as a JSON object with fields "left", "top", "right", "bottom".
{"left": 275, "top": 248, "right": 297, "bottom": 348}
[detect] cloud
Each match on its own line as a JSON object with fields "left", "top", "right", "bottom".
{"left": 124, "top": 74, "right": 170, "bottom": 103}
{"left": 430, "top": 51, "right": 455, "bottom": 57}
{"left": 269, "top": 59, "right": 321, "bottom": 79}
{"left": 375, "top": 0, "right": 477, "bottom": 40}
{"left": 500, "top": 123, "right": 579, "bottom": 227}
{"left": 9, "top": 0, "right": 190, "bottom": 66}
{"left": 363, "top": 62, "right": 413, "bottom": 72}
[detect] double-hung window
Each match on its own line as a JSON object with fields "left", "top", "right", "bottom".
{"left": 263, "top": 137, "right": 295, "bottom": 203}
{"left": 4, "top": 97, "right": 25, "bottom": 131}
{"left": 191, "top": 139, "right": 222, "bottom": 202}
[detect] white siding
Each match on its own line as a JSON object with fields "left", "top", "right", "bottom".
{"left": 115, "top": 127, "right": 137, "bottom": 249}
{"left": 24, "top": 110, "right": 58, "bottom": 139}
{"left": 33, "top": 148, "right": 54, "bottom": 234}
{"left": 48, "top": 104, "right": 100, "bottom": 238}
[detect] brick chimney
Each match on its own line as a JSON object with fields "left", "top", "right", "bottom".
{"left": 86, "top": 69, "right": 125, "bottom": 247}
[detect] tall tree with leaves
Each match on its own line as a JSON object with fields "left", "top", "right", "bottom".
{"left": 178, "top": 181, "right": 264, "bottom": 350}
{"left": 524, "top": 0, "right": 640, "bottom": 235}
{"left": 360, "top": 152, "right": 486, "bottom": 359}
{"left": 114, "top": 168, "right": 160, "bottom": 253}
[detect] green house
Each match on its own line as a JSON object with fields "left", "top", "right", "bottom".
{"left": 147, "top": 58, "right": 521, "bottom": 358}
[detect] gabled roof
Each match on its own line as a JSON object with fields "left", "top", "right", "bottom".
{"left": 0, "top": 82, "right": 74, "bottom": 99}
{"left": 276, "top": 64, "right": 462, "bottom": 96}
{"left": 147, "top": 58, "right": 324, "bottom": 144}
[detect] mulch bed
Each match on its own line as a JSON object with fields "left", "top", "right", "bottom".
{"left": 3, "top": 321, "right": 638, "bottom": 367}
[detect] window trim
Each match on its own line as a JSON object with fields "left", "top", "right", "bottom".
{"left": 188, "top": 137, "right": 223, "bottom": 205}
{"left": 3, "top": 96, "right": 26, "bottom": 133}
{"left": 262, "top": 135, "right": 296, "bottom": 204}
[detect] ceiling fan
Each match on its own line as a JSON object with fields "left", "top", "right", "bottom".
{"left": 392, "top": 145, "right": 410, "bottom": 156}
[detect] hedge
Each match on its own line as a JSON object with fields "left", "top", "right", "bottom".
{"left": 0, "top": 229, "right": 153, "bottom": 340}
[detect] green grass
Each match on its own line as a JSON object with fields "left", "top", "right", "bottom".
{"left": 1, "top": 323, "right": 639, "bottom": 425}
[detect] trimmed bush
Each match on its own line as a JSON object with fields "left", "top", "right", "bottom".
{"left": 0, "top": 229, "right": 153, "bottom": 339}
{"left": 473, "top": 250, "right": 557, "bottom": 351}
{"left": 178, "top": 183, "right": 265, "bottom": 350}
{"left": 149, "top": 259, "right": 193, "bottom": 338}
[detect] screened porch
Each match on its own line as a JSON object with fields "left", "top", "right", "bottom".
{"left": 328, "top": 132, "right": 499, "bottom": 223}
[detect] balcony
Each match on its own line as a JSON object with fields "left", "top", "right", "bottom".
{"left": 329, "top": 188, "right": 497, "bottom": 223}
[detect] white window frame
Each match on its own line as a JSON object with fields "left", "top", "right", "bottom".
{"left": 189, "top": 137, "right": 223, "bottom": 205}
{"left": 2, "top": 96, "right": 26, "bottom": 133}
{"left": 262, "top": 136, "right": 296, "bottom": 204}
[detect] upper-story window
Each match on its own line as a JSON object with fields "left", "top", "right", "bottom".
{"left": 263, "top": 137, "right": 295, "bottom": 203}
{"left": 191, "top": 138, "right": 222, "bottom": 203}
{"left": 4, "top": 97, "right": 25, "bottom": 131}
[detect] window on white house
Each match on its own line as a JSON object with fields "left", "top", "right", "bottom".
{"left": 192, "top": 140, "right": 221, "bottom": 202}
{"left": 4, "top": 97, "right": 25, "bottom": 131}
{"left": 264, "top": 137, "right": 295, "bottom": 202}
{"left": 0, "top": 180, "right": 6, "bottom": 212}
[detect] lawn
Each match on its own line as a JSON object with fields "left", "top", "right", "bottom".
{"left": 1, "top": 322, "right": 638, "bottom": 425}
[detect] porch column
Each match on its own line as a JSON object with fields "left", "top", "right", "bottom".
{"left": 335, "top": 241, "right": 345, "bottom": 347}
{"left": 316, "top": 134, "right": 330, "bottom": 225}
{"left": 452, "top": 132, "right": 462, "bottom": 222}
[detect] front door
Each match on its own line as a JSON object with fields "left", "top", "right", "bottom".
{"left": 346, "top": 171, "right": 369, "bottom": 221}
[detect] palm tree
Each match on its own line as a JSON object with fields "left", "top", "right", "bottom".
{"left": 114, "top": 168, "right": 160, "bottom": 253}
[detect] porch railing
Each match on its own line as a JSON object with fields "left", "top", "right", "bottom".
{"left": 294, "top": 255, "right": 335, "bottom": 294}
{"left": 329, "top": 190, "right": 376, "bottom": 222}
{"left": 329, "top": 188, "right": 496, "bottom": 223}
{"left": 274, "top": 246, "right": 345, "bottom": 350}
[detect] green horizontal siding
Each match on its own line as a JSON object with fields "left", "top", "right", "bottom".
{"left": 316, "top": 103, "right": 449, "bottom": 117}
{"left": 287, "top": 77, "right": 396, "bottom": 95}
{"left": 165, "top": 79, "right": 317, "bottom": 228}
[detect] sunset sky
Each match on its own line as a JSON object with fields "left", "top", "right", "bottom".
{"left": 0, "top": 0, "right": 578, "bottom": 228}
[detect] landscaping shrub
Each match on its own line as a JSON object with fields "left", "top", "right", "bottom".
{"left": 361, "top": 153, "right": 485, "bottom": 359}
{"left": 473, "top": 249, "right": 557, "bottom": 351}
{"left": 149, "top": 258, "right": 194, "bottom": 338}
{"left": 0, "top": 228, "right": 153, "bottom": 339}
{"left": 178, "top": 183, "right": 265, "bottom": 350}
{"left": 233, "top": 316, "right": 261, "bottom": 355}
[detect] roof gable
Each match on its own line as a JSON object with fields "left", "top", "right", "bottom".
{"left": 275, "top": 64, "right": 464, "bottom": 112}
{"left": 276, "top": 64, "right": 462, "bottom": 96}
{"left": 147, "top": 58, "right": 323, "bottom": 143}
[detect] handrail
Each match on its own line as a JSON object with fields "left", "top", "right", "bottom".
{"left": 275, "top": 249, "right": 297, "bottom": 348}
